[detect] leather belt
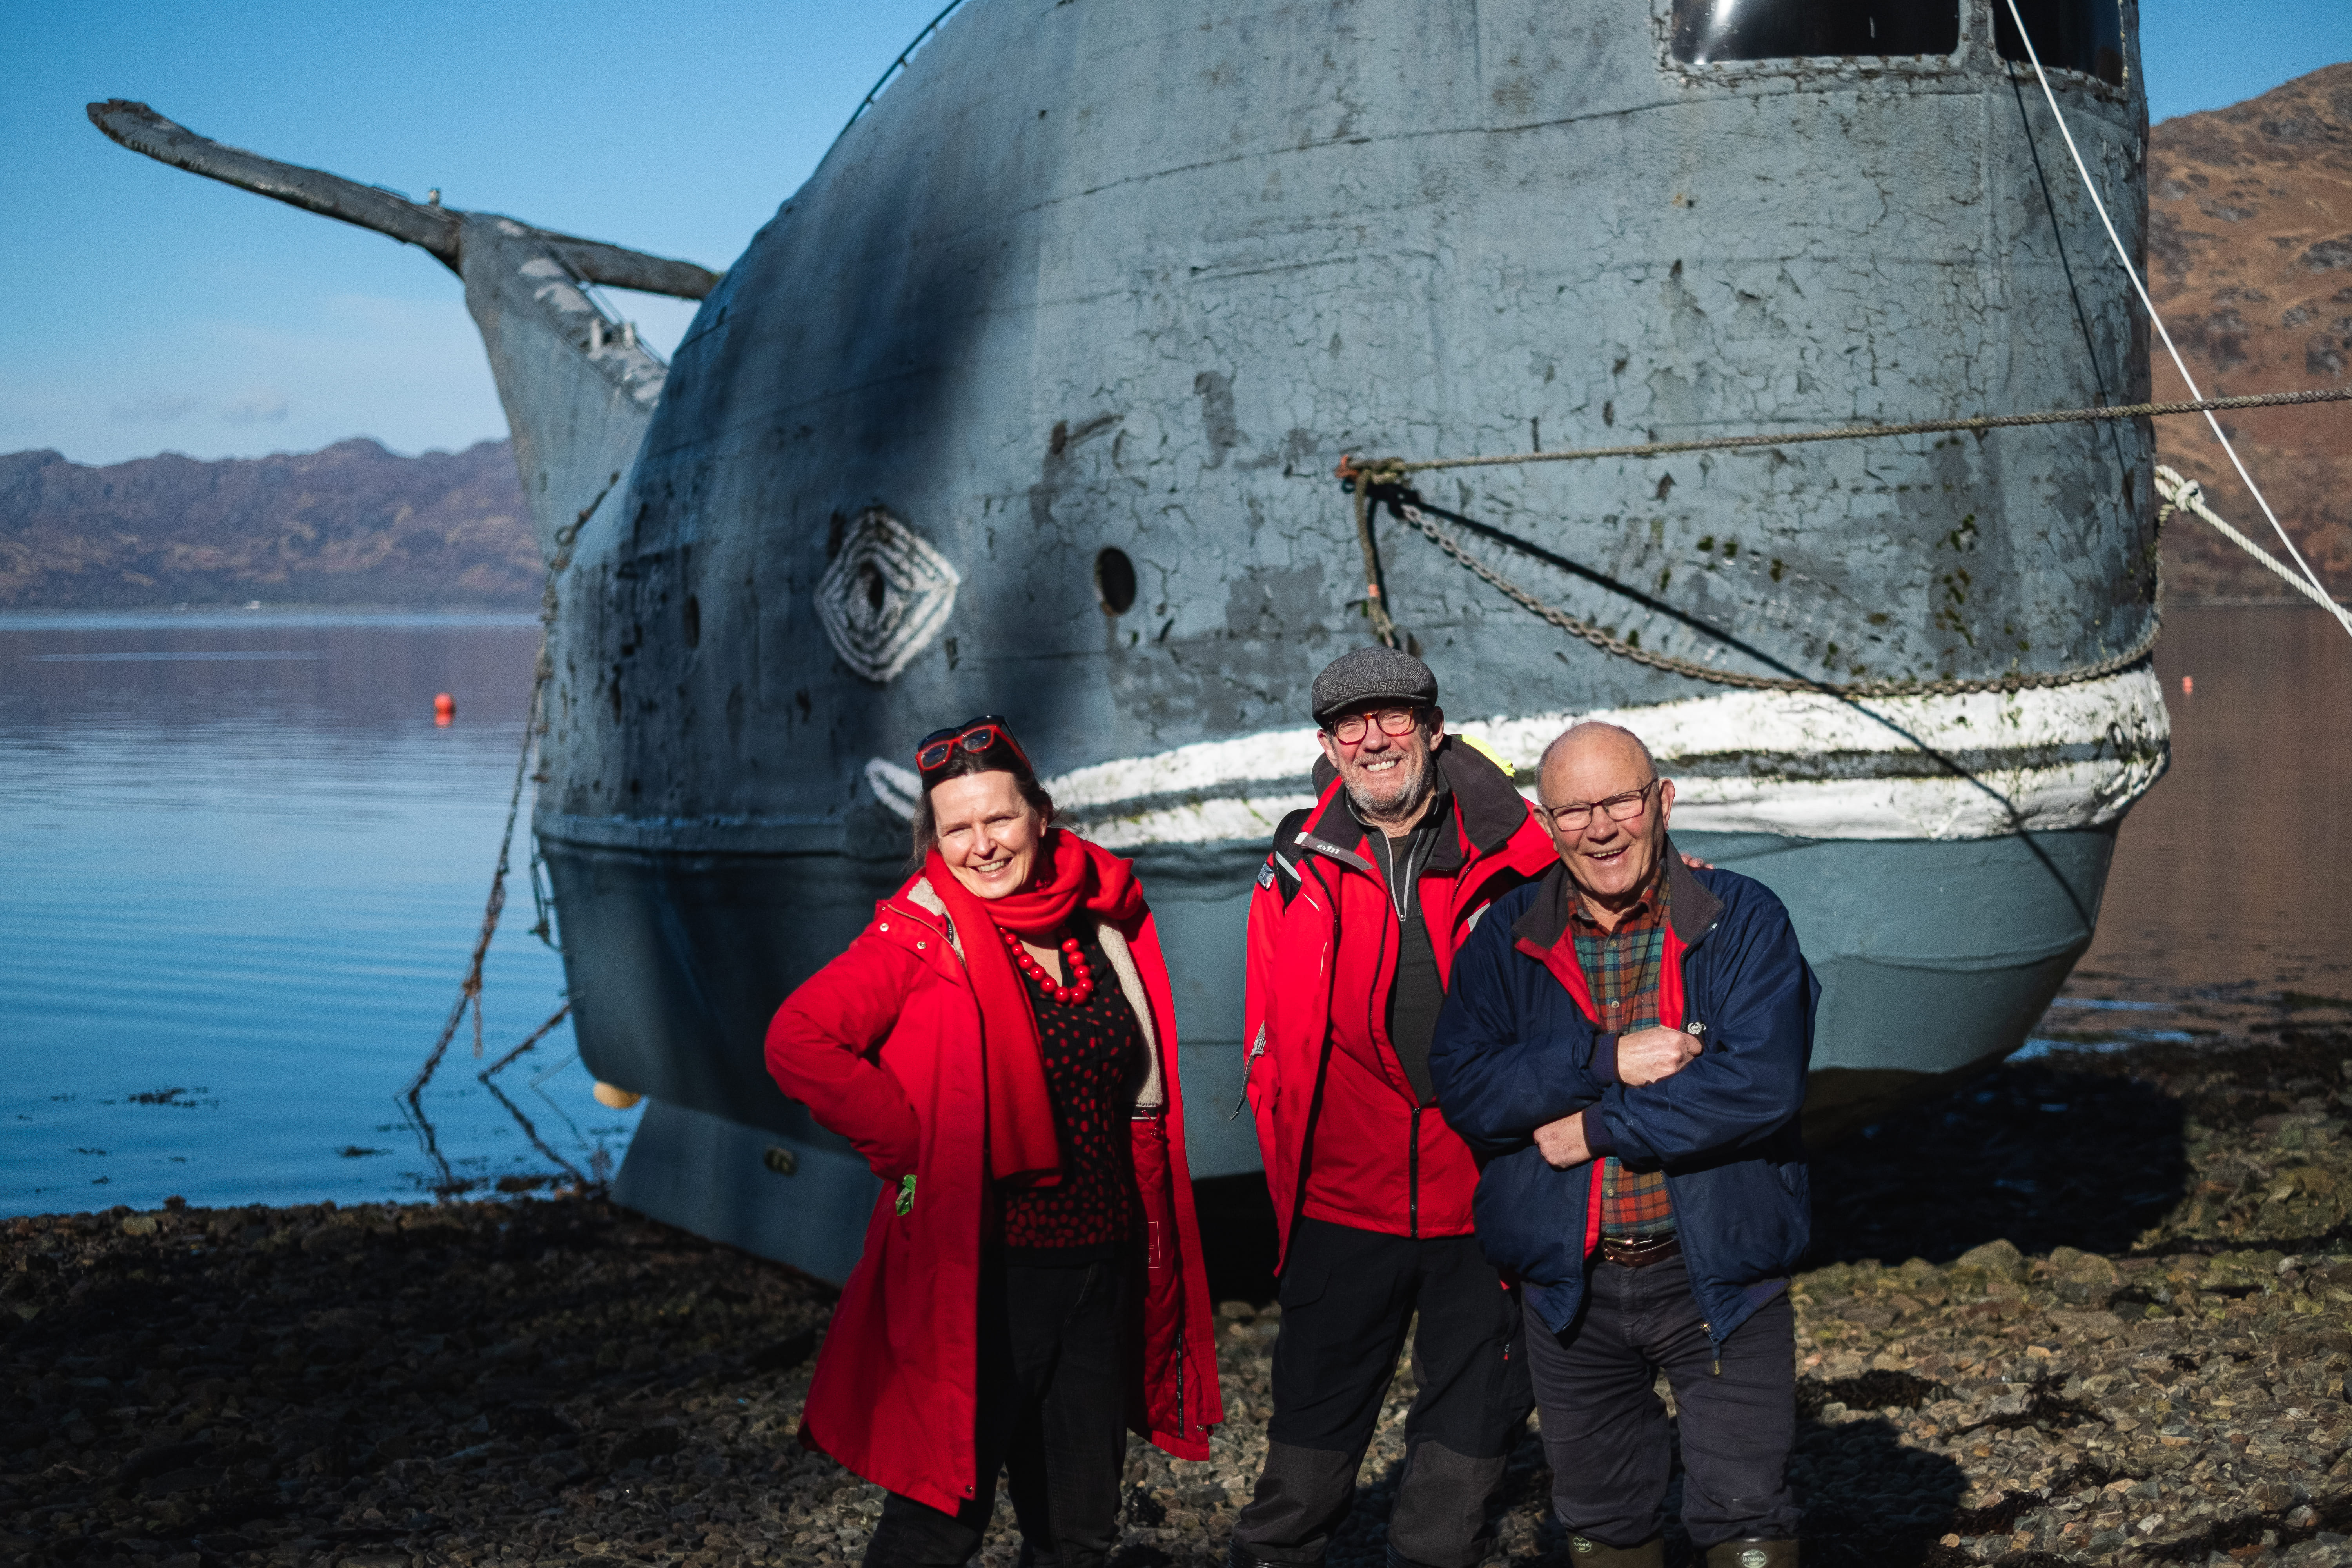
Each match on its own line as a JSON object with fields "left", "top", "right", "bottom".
{"left": 1598, "top": 1233, "right": 1682, "bottom": 1268}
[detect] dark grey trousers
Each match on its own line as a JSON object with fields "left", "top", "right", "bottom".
{"left": 864, "top": 1257, "right": 1130, "bottom": 1568}
{"left": 1523, "top": 1254, "right": 1798, "bottom": 1551}
{"left": 1234, "top": 1218, "right": 1532, "bottom": 1568}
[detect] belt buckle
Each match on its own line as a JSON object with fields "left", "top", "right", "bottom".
{"left": 1603, "top": 1233, "right": 1677, "bottom": 1267}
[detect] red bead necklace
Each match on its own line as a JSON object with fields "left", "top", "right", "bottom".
{"left": 999, "top": 926, "right": 1094, "bottom": 1005}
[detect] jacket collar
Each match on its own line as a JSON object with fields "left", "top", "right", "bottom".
{"left": 1510, "top": 836, "right": 1720, "bottom": 952}
{"left": 1298, "top": 735, "right": 1524, "bottom": 876}
{"left": 882, "top": 876, "right": 967, "bottom": 958}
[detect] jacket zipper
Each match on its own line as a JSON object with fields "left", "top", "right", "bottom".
{"left": 1408, "top": 1104, "right": 1423, "bottom": 1238}
{"left": 1281, "top": 859, "right": 1343, "bottom": 1265}
{"left": 1228, "top": 1026, "right": 1267, "bottom": 1122}
{"left": 1174, "top": 1333, "right": 1189, "bottom": 1436}
{"left": 1303, "top": 829, "right": 1460, "bottom": 1247}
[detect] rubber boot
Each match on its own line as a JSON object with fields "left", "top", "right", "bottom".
{"left": 1563, "top": 1535, "right": 1664, "bottom": 1567}
{"left": 1230, "top": 1545, "right": 1312, "bottom": 1568}
{"left": 1702, "top": 1539, "right": 1798, "bottom": 1568}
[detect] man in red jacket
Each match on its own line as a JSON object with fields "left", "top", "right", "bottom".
{"left": 1230, "top": 647, "right": 1560, "bottom": 1568}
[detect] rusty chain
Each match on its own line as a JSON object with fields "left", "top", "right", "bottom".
{"left": 1388, "top": 496, "right": 2160, "bottom": 699}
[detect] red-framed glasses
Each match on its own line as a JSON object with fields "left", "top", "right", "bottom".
{"left": 1327, "top": 707, "right": 1425, "bottom": 745}
{"left": 915, "top": 715, "right": 1033, "bottom": 774}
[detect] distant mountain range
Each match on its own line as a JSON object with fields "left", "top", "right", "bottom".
{"left": 0, "top": 438, "right": 537, "bottom": 609}
{"left": 6, "top": 67, "right": 2346, "bottom": 611}
{"left": 2149, "top": 63, "right": 2352, "bottom": 601}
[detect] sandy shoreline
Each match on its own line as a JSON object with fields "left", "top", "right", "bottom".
{"left": 6, "top": 1013, "right": 2348, "bottom": 1568}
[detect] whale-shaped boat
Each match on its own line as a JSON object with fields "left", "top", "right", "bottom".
{"left": 95, "top": 0, "right": 2168, "bottom": 1282}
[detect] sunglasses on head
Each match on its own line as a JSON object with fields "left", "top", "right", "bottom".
{"left": 915, "top": 715, "right": 1033, "bottom": 774}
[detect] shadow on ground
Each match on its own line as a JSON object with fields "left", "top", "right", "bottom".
{"left": 1806, "top": 1058, "right": 2191, "bottom": 1266}
{"left": 1808, "top": 1025, "right": 2352, "bottom": 1267}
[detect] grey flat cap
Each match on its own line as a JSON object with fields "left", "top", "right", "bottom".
{"left": 1311, "top": 646, "right": 1439, "bottom": 725}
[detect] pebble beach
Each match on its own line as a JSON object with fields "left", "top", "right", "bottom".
{"left": 7, "top": 1002, "right": 2348, "bottom": 1568}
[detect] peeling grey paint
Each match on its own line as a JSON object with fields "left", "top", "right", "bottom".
{"left": 501, "top": 0, "right": 2167, "bottom": 1209}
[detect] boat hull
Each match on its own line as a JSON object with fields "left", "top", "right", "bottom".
{"left": 577, "top": 822, "right": 2114, "bottom": 1279}
{"left": 98, "top": 5, "right": 2168, "bottom": 1278}
{"left": 539, "top": 0, "right": 2166, "bottom": 1278}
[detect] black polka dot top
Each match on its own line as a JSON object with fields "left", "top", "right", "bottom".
{"left": 998, "top": 926, "right": 1143, "bottom": 1263}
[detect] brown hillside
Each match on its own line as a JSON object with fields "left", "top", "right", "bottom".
{"left": 0, "top": 439, "right": 539, "bottom": 608}
{"left": 2148, "top": 62, "right": 2352, "bottom": 600}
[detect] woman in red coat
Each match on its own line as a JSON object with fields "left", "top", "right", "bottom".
{"left": 766, "top": 715, "right": 1223, "bottom": 1568}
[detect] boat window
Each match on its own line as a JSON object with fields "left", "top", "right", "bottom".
{"left": 1994, "top": 0, "right": 2125, "bottom": 86}
{"left": 1671, "top": 0, "right": 1960, "bottom": 62}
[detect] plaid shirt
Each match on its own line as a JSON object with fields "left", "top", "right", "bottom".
{"left": 1569, "top": 864, "right": 1676, "bottom": 1239}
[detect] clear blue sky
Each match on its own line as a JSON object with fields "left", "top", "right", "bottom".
{"left": 5, "top": 1, "right": 2346, "bottom": 468}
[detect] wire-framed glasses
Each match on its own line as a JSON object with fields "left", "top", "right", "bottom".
{"left": 1327, "top": 707, "right": 1425, "bottom": 744}
{"left": 1537, "top": 779, "right": 1657, "bottom": 831}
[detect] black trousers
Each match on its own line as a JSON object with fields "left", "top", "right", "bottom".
{"left": 1523, "top": 1254, "right": 1798, "bottom": 1550}
{"left": 864, "top": 1256, "right": 1130, "bottom": 1568}
{"left": 1234, "top": 1218, "right": 1532, "bottom": 1568}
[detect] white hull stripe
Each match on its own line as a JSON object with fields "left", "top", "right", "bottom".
{"left": 868, "top": 667, "right": 2169, "bottom": 846}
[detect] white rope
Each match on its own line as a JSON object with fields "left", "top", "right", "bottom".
{"left": 1998, "top": 0, "right": 2352, "bottom": 643}
{"left": 2154, "top": 466, "right": 2352, "bottom": 630}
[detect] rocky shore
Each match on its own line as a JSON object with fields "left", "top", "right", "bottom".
{"left": 7, "top": 1013, "right": 2348, "bottom": 1568}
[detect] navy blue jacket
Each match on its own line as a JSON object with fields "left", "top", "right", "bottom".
{"left": 1428, "top": 849, "right": 1818, "bottom": 1346}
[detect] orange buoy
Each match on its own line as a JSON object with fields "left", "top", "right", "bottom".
{"left": 433, "top": 692, "right": 456, "bottom": 726}
{"left": 2181, "top": 675, "right": 2194, "bottom": 695}
{"left": 592, "top": 1082, "right": 643, "bottom": 1110}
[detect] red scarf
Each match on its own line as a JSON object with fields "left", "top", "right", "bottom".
{"left": 923, "top": 828, "right": 1148, "bottom": 1186}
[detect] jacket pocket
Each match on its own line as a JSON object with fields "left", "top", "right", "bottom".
{"left": 1471, "top": 1149, "right": 1589, "bottom": 1286}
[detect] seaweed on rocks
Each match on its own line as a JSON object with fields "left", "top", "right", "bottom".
{"left": 7, "top": 1020, "right": 2350, "bottom": 1567}
{"left": 1, "top": 1194, "right": 837, "bottom": 1568}
{"left": 1778, "top": 1019, "right": 2352, "bottom": 1568}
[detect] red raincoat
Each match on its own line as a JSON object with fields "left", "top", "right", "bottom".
{"left": 1242, "top": 738, "right": 1558, "bottom": 1265}
{"left": 766, "top": 850, "right": 1223, "bottom": 1515}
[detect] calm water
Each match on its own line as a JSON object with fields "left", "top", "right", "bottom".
{"left": 1, "top": 606, "right": 2344, "bottom": 1216}
{"left": 0, "top": 612, "right": 640, "bottom": 1216}
{"left": 2078, "top": 605, "right": 2352, "bottom": 998}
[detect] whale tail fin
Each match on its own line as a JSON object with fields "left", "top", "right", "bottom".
{"left": 89, "top": 98, "right": 720, "bottom": 554}
{"left": 86, "top": 99, "right": 719, "bottom": 300}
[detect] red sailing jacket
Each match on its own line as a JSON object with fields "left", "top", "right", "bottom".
{"left": 1241, "top": 737, "right": 1558, "bottom": 1264}
{"left": 765, "top": 862, "right": 1222, "bottom": 1517}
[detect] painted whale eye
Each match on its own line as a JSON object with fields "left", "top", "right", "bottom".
{"left": 815, "top": 507, "right": 962, "bottom": 684}
{"left": 1095, "top": 548, "right": 1138, "bottom": 616}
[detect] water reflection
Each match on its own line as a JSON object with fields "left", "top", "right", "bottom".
{"left": 2077, "top": 605, "right": 2352, "bottom": 998}
{"left": 2, "top": 606, "right": 2343, "bottom": 1214}
{"left": 0, "top": 612, "right": 639, "bottom": 1215}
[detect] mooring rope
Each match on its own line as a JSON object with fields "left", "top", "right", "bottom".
{"left": 1995, "top": 0, "right": 2350, "bottom": 639}
{"left": 1386, "top": 494, "right": 2160, "bottom": 697}
{"left": 1337, "top": 389, "right": 2345, "bottom": 676}
{"left": 2155, "top": 466, "right": 2352, "bottom": 633}
{"left": 401, "top": 474, "right": 614, "bottom": 1195}
{"left": 1336, "top": 385, "right": 2352, "bottom": 486}
{"left": 477, "top": 1001, "right": 588, "bottom": 1187}
{"left": 397, "top": 673, "right": 542, "bottom": 1193}
{"left": 1350, "top": 471, "right": 1401, "bottom": 645}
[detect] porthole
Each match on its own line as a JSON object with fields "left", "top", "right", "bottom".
{"left": 1094, "top": 548, "right": 1138, "bottom": 615}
